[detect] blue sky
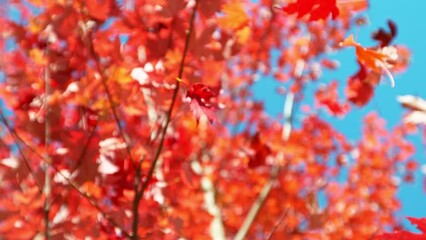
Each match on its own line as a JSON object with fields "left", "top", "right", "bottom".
{"left": 254, "top": 0, "right": 426, "bottom": 231}
{"left": 369, "top": 0, "right": 426, "bottom": 228}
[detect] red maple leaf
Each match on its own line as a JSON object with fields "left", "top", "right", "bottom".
{"left": 248, "top": 132, "right": 271, "bottom": 168}
{"left": 283, "top": 0, "right": 339, "bottom": 21}
{"left": 377, "top": 217, "right": 426, "bottom": 239}
{"left": 185, "top": 83, "right": 220, "bottom": 124}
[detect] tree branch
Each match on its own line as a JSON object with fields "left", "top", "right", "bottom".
{"left": 129, "top": 2, "right": 199, "bottom": 238}
{"left": 43, "top": 46, "right": 52, "bottom": 240}
{"left": 193, "top": 144, "right": 226, "bottom": 240}
{"left": 234, "top": 92, "right": 294, "bottom": 240}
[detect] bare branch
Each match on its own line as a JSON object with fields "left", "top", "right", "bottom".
{"left": 43, "top": 45, "right": 52, "bottom": 240}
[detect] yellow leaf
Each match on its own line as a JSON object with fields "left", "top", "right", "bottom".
{"left": 29, "top": 48, "right": 47, "bottom": 65}
{"left": 236, "top": 26, "right": 251, "bottom": 45}
{"left": 217, "top": 1, "right": 249, "bottom": 30}
{"left": 28, "top": 19, "right": 43, "bottom": 33}
{"left": 92, "top": 97, "right": 110, "bottom": 114}
{"left": 112, "top": 66, "right": 132, "bottom": 84}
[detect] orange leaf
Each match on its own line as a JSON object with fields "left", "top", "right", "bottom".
{"left": 337, "top": 0, "right": 368, "bottom": 14}
{"left": 217, "top": 1, "right": 249, "bottom": 30}
{"left": 340, "top": 34, "right": 388, "bottom": 72}
{"left": 236, "top": 26, "right": 251, "bottom": 45}
{"left": 81, "top": 181, "right": 102, "bottom": 199}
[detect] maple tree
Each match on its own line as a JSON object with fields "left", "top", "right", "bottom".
{"left": 0, "top": 0, "right": 421, "bottom": 239}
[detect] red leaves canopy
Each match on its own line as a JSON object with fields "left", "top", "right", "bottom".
{"left": 0, "top": 0, "right": 418, "bottom": 239}
{"left": 379, "top": 217, "right": 426, "bottom": 239}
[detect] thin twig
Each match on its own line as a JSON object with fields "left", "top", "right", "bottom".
{"left": 86, "top": 34, "right": 137, "bottom": 170}
{"left": 53, "top": 167, "right": 132, "bottom": 238}
{"left": 71, "top": 122, "right": 98, "bottom": 173}
{"left": 0, "top": 110, "right": 42, "bottom": 193}
{"left": 138, "top": 0, "right": 200, "bottom": 213}
{"left": 131, "top": 157, "right": 143, "bottom": 240}
{"left": 129, "top": 2, "right": 199, "bottom": 238}
{"left": 86, "top": 25, "right": 145, "bottom": 238}
{"left": 266, "top": 208, "right": 289, "bottom": 240}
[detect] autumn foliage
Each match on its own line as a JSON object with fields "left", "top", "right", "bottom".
{"left": 0, "top": 0, "right": 422, "bottom": 239}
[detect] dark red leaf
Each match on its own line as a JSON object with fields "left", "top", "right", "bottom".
{"left": 372, "top": 20, "right": 398, "bottom": 47}
{"left": 248, "top": 132, "right": 271, "bottom": 168}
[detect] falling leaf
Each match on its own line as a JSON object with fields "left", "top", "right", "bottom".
{"left": 340, "top": 34, "right": 389, "bottom": 72}
{"left": 372, "top": 20, "right": 397, "bottom": 47}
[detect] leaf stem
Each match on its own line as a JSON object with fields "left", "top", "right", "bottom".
{"left": 266, "top": 208, "right": 289, "bottom": 240}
